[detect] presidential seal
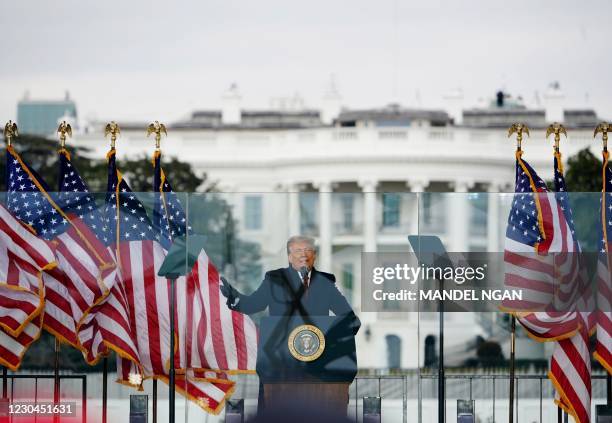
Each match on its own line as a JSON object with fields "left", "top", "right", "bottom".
{"left": 287, "top": 324, "right": 325, "bottom": 362}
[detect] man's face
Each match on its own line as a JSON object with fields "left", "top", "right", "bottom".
{"left": 288, "top": 241, "right": 316, "bottom": 271}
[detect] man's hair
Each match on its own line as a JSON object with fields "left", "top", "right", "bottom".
{"left": 286, "top": 235, "right": 316, "bottom": 255}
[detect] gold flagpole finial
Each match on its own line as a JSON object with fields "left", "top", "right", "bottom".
{"left": 104, "top": 121, "right": 121, "bottom": 149}
{"left": 545, "top": 122, "right": 567, "bottom": 153}
{"left": 508, "top": 123, "right": 530, "bottom": 152}
{"left": 3, "top": 120, "right": 18, "bottom": 147}
{"left": 146, "top": 120, "right": 167, "bottom": 150}
{"left": 594, "top": 122, "right": 610, "bottom": 153}
{"left": 57, "top": 121, "right": 72, "bottom": 148}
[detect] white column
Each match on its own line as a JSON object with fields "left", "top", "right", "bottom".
{"left": 487, "top": 182, "right": 501, "bottom": 252}
{"left": 409, "top": 180, "right": 428, "bottom": 193}
{"left": 315, "top": 181, "right": 333, "bottom": 272}
{"left": 359, "top": 180, "right": 378, "bottom": 252}
{"left": 407, "top": 180, "right": 429, "bottom": 236}
{"left": 450, "top": 179, "right": 474, "bottom": 252}
{"left": 287, "top": 182, "right": 300, "bottom": 236}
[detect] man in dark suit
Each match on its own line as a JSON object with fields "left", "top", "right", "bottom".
{"left": 221, "top": 235, "right": 360, "bottom": 414}
{"left": 220, "top": 235, "right": 360, "bottom": 332}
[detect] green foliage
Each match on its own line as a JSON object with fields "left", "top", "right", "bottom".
{"left": 118, "top": 154, "right": 206, "bottom": 193}
{"left": 564, "top": 148, "right": 604, "bottom": 252}
{"left": 565, "top": 148, "right": 603, "bottom": 192}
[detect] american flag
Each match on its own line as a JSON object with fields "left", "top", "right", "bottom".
{"left": 0, "top": 203, "right": 55, "bottom": 370}
{"left": 76, "top": 148, "right": 148, "bottom": 369}
{"left": 503, "top": 152, "right": 582, "bottom": 340}
{"left": 105, "top": 149, "right": 240, "bottom": 413}
{"left": 152, "top": 150, "right": 188, "bottom": 249}
{"left": 548, "top": 152, "right": 592, "bottom": 423}
{"left": 593, "top": 151, "right": 611, "bottom": 374}
{"left": 503, "top": 151, "right": 592, "bottom": 423}
{"left": 5, "top": 146, "right": 116, "bottom": 350}
{"left": 153, "top": 149, "right": 258, "bottom": 376}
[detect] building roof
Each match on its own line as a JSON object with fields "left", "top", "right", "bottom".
{"left": 462, "top": 108, "right": 602, "bottom": 129}
{"left": 462, "top": 108, "right": 546, "bottom": 128}
{"left": 335, "top": 104, "right": 451, "bottom": 127}
{"left": 171, "top": 109, "right": 323, "bottom": 130}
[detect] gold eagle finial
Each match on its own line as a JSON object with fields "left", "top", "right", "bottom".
{"left": 104, "top": 121, "right": 121, "bottom": 149}
{"left": 507, "top": 123, "right": 530, "bottom": 152}
{"left": 594, "top": 122, "right": 610, "bottom": 152}
{"left": 3, "top": 120, "right": 18, "bottom": 146}
{"left": 146, "top": 120, "right": 167, "bottom": 150}
{"left": 545, "top": 122, "right": 567, "bottom": 152}
{"left": 57, "top": 121, "right": 72, "bottom": 148}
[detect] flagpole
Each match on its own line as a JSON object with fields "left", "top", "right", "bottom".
{"left": 52, "top": 122, "right": 72, "bottom": 423}
{"left": 102, "top": 122, "right": 123, "bottom": 423}
{"left": 509, "top": 316, "right": 516, "bottom": 423}
{"left": 438, "top": 282, "right": 444, "bottom": 423}
{"left": 506, "top": 123, "right": 529, "bottom": 423}
{"left": 3, "top": 120, "right": 17, "bottom": 222}
{"left": 153, "top": 379, "right": 158, "bottom": 423}
{"left": 2, "top": 122, "right": 18, "bottom": 404}
{"left": 604, "top": 376, "right": 612, "bottom": 407}
{"left": 1, "top": 367, "right": 6, "bottom": 398}
{"left": 102, "top": 357, "right": 108, "bottom": 423}
{"left": 147, "top": 121, "right": 174, "bottom": 423}
{"left": 53, "top": 338, "right": 60, "bottom": 423}
{"left": 169, "top": 276, "right": 176, "bottom": 423}
{"left": 595, "top": 122, "right": 611, "bottom": 407}
{"left": 546, "top": 125, "right": 571, "bottom": 418}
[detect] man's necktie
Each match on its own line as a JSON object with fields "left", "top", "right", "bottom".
{"left": 303, "top": 273, "right": 310, "bottom": 289}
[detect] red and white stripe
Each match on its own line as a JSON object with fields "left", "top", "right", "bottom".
{"left": 0, "top": 314, "right": 43, "bottom": 371}
{"left": 41, "top": 218, "right": 116, "bottom": 349}
{"left": 117, "top": 240, "right": 174, "bottom": 375}
{"left": 111, "top": 240, "right": 258, "bottom": 377}
{"left": 549, "top": 312, "right": 592, "bottom": 423}
{"left": 178, "top": 250, "right": 257, "bottom": 373}
{"left": 77, "top": 270, "right": 141, "bottom": 366}
{"left": 594, "top": 246, "right": 612, "bottom": 373}
{"left": 0, "top": 204, "right": 54, "bottom": 337}
{"left": 109, "top": 242, "right": 250, "bottom": 413}
{"left": 504, "top": 192, "right": 584, "bottom": 340}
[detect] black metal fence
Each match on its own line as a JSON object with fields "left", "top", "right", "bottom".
{"left": 348, "top": 372, "right": 609, "bottom": 423}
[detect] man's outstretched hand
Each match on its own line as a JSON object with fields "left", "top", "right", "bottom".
{"left": 220, "top": 276, "right": 239, "bottom": 309}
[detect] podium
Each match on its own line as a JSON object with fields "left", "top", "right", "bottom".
{"left": 256, "top": 315, "right": 358, "bottom": 415}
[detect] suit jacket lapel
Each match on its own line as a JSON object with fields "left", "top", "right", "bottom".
{"left": 283, "top": 267, "right": 304, "bottom": 297}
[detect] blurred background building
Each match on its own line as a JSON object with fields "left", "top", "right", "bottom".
{"left": 17, "top": 91, "right": 78, "bottom": 136}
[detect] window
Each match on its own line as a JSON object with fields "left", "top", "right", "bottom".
{"left": 469, "top": 193, "right": 487, "bottom": 237}
{"left": 421, "top": 194, "right": 446, "bottom": 232}
{"left": 244, "top": 195, "right": 262, "bottom": 230}
{"left": 382, "top": 193, "right": 400, "bottom": 227}
{"left": 339, "top": 194, "right": 354, "bottom": 232}
{"left": 341, "top": 263, "right": 353, "bottom": 301}
{"left": 300, "top": 193, "right": 318, "bottom": 234}
{"left": 424, "top": 335, "right": 437, "bottom": 367}
{"left": 385, "top": 335, "right": 402, "bottom": 369}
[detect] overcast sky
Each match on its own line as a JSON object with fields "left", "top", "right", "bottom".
{"left": 1, "top": 0, "right": 611, "bottom": 123}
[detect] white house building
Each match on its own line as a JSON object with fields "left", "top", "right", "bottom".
{"left": 70, "top": 85, "right": 606, "bottom": 370}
